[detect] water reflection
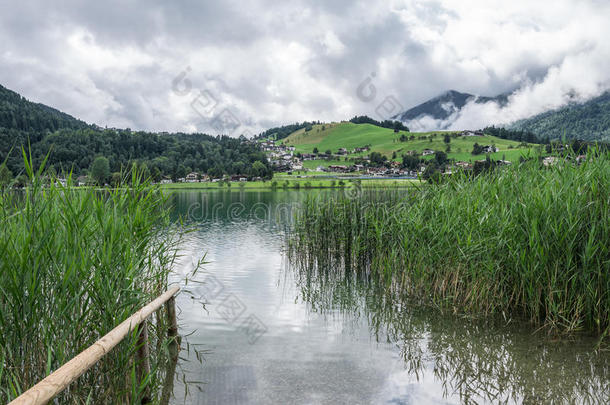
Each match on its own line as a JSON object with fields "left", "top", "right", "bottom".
{"left": 291, "top": 256, "right": 610, "bottom": 404}
{"left": 166, "top": 190, "right": 609, "bottom": 405}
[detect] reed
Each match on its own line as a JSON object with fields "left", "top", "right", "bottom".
{"left": 0, "top": 153, "right": 180, "bottom": 403}
{"left": 290, "top": 152, "right": 610, "bottom": 334}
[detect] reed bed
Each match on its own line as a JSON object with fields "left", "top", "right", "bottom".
{"left": 290, "top": 152, "right": 610, "bottom": 334}
{"left": 0, "top": 157, "right": 180, "bottom": 403}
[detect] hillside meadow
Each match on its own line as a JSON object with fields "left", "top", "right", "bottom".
{"left": 280, "top": 122, "right": 538, "bottom": 163}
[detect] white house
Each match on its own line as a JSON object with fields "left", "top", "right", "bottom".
{"left": 185, "top": 172, "right": 199, "bottom": 182}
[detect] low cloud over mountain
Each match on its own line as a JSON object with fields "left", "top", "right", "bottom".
{"left": 1, "top": 1, "right": 609, "bottom": 134}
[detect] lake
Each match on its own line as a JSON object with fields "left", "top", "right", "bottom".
{"left": 167, "top": 190, "right": 609, "bottom": 404}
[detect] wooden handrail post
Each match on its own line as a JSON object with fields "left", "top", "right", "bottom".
{"left": 159, "top": 340, "right": 179, "bottom": 405}
{"left": 166, "top": 296, "right": 179, "bottom": 347}
{"left": 9, "top": 286, "right": 180, "bottom": 405}
{"left": 137, "top": 320, "right": 151, "bottom": 404}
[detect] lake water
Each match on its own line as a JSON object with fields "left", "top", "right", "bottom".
{"left": 167, "top": 190, "right": 609, "bottom": 405}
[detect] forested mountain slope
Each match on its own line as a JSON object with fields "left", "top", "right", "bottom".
{"left": 0, "top": 84, "right": 271, "bottom": 180}
{"left": 510, "top": 92, "right": 610, "bottom": 142}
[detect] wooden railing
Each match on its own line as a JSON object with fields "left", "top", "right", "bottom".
{"left": 9, "top": 286, "right": 180, "bottom": 405}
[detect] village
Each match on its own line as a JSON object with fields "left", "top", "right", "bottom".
{"left": 257, "top": 130, "right": 509, "bottom": 179}
{"left": 52, "top": 132, "right": 579, "bottom": 187}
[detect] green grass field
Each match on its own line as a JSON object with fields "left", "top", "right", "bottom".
{"left": 279, "top": 122, "right": 539, "bottom": 163}
{"left": 161, "top": 177, "right": 420, "bottom": 190}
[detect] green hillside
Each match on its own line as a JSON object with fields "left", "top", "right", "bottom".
{"left": 281, "top": 122, "right": 537, "bottom": 163}
{"left": 0, "top": 84, "right": 89, "bottom": 132}
{"left": 0, "top": 83, "right": 272, "bottom": 181}
{"left": 510, "top": 91, "right": 610, "bottom": 142}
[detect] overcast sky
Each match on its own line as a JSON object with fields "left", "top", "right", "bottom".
{"left": 1, "top": 0, "right": 609, "bottom": 135}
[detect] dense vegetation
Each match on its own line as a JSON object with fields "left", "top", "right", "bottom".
{"left": 482, "top": 126, "right": 541, "bottom": 143}
{"left": 0, "top": 84, "right": 272, "bottom": 182}
{"left": 256, "top": 121, "right": 318, "bottom": 141}
{"left": 348, "top": 115, "right": 409, "bottom": 131}
{"left": 511, "top": 91, "right": 610, "bottom": 142}
{"left": 290, "top": 152, "right": 610, "bottom": 334}
{"left": 293, "top": 253, "right": 610, "bottom": 403}
{"left": 0, "top": 128, "right": 272, "bottom": 182}
{"left": 0, "top": 159, "right": 181, "bottom": 403}
{"left": 0, "top": 84, "right": 89, "bottom": 133}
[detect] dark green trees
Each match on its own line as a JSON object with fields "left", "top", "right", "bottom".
{"left": 472, "top": 143, "right": 484, "bottom": 155}
{"left": 0, "top": 163, "right": 12, "bottom": 187}
{"left": 90, "top": 156, "right": 110, "bottom": 185}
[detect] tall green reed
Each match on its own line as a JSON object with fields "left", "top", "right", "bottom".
{"left": 291, "top": 152, "right": 610, "bottom": 334}
{"left": 0, "top": 152, "right": 180, "bottom": 403}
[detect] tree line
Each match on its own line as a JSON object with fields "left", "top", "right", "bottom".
{"left": 509, "top": 91, "right": 610, "bottom": 142}
{"left": 349, "top": 116, "right": 410, "bottom": 132}
{"left": 0, "top": 128, "right": 272, "bottom": 184}
{"left": 0, "top": 84, "right": 273, "bottom": 184}
{"left": 256, "top": 122, "right": 320, "bottom": 141}
{"left": 481, "top": 126, "right": 542, "bottom": 143}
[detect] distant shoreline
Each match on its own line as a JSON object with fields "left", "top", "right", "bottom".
{"left": 160, "top": 177, "right": 421, "bottom": 190}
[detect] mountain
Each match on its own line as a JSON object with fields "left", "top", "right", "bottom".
{"left": 510, "top": 91, "right": 610, "bottom": 142}
{"left": 0, "top": 84, "right": 272, "bottom": 181}
{"left": 393, "top": 90, "right": 508, "bottom": 122}
{"left": 0, "top": 84, "right": 90, "bottom": 132}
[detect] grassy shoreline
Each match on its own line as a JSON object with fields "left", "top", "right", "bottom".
{"left": 0, "top": 165, "right": 180, "bottom": 403}
{"left": 160, "top": 177, "right": 421, "bottom": 190}
{"left": 289, "top": 153, "right": 610, "bottom": 335}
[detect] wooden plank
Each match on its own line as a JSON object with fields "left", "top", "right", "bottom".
{"left": 9, "top": 286, "right": 180, "bottom": 405}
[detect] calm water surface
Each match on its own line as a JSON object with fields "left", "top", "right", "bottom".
{"left": 166, "top": 190, "right": 609, "bottom": 405}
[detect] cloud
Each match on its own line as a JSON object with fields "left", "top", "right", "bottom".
{"left": 0, "top": 0, "right": 608, "bottom": 135}
{"left": 398, "top": 0, "right": 610, "bottom": 131}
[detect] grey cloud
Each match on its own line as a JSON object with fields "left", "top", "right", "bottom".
{"left": 0, "top": 0, "right": 608, "bottom": 135}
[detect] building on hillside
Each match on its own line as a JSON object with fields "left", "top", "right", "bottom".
{"left": 77, "top": 176, "right": 90, "bottom": 186}
{"left": 353, "top": 146, "right": 370, "bottom": 153}
{"left": 454, "top": 161, "right": 473, "bottom": 170}
{"left": 422, "top": 149, "right": 435, "bottom": 156}
{"left": 185, "top": 172, "right": 199, "bottom": 182}
{"left": 337, "top": 148, "right": 348, "bottom": 155}
{"left": 482, "top": 145, "right": 499, "bottom": 153}
{"left": 462, "top": 130, "right": 483, "bottom": 136}
{"left": 328, "top": 165, "right": 349, "bottom": 173}
{"left": 366, "top": 167, "right": 387, "bottom": 176}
